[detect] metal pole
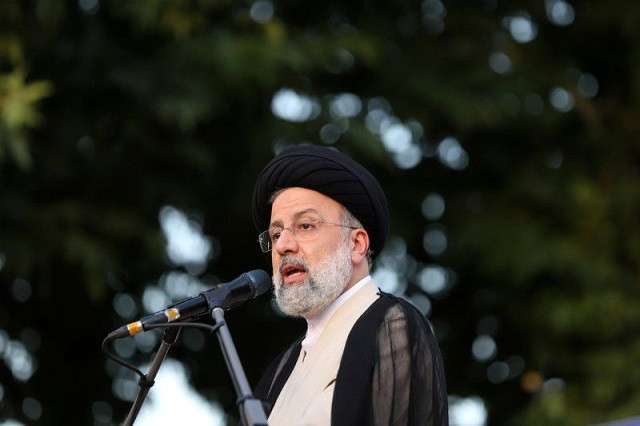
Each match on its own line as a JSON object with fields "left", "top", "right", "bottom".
{"left": 211, "top": 308, "right": 268, "bottom": 426}
{"left": 123, "top": 327, "right": 180, "bottom": 426}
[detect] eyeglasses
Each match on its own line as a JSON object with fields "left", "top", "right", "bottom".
{"left": 258, "top": 219, "right": 358, "bottom": 252}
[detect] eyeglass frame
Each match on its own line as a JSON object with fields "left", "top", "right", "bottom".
{"left": 257, "top": 219, "right": 359, "bottom": 252}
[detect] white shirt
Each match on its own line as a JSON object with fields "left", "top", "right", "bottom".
{"left": 268, "top": 277, "right": 379, "bottom": 426}
{"left": 301, "top": 275, "right": 372, "bottom": 352}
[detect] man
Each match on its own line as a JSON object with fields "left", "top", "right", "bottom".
{"left": 251, "top": 145, "right": 448, "bottom": 425}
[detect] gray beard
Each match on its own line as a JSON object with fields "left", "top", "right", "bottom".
{"left": 272, "top": 239, "right": 353, "bottom": 318}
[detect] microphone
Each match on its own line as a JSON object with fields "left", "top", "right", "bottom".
{"left": 107, "top": 269, "right": 271, "bottom": 339}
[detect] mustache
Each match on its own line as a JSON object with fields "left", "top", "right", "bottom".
{"left": 277, "top": 255, "right": 309, "bottom": 274}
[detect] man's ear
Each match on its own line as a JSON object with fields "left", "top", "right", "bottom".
{"left": 351, "top": 229, "right": 370, "bottom": 265}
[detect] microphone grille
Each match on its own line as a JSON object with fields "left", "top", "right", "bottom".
{"left": 246, "top": 269, "right": 272, "bottom": 297}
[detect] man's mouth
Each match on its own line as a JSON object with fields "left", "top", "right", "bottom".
{"left": 280, "top": 263, "right": 308, "bottom": 284}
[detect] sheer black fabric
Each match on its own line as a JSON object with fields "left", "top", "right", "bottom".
{"left": 254, "top": 292, "right": 448, "bottom": 425}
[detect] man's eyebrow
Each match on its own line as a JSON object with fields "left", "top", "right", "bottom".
{"left": 269, "top": 208, "right": 322, "bottom": 228}
{"left": 292, "top": 208, "right": 322, "bottom": 220}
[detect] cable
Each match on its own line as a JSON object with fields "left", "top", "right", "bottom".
{"left": 101, "top": 321, "right": 226, "bottom": 378}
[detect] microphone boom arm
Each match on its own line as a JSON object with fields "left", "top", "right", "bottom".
{"left": 210, "top": 307, "right": 268, "bottom": 426}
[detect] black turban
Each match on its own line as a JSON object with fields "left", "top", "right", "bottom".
{"left": 252, "top": 145, "right": 389, "bottom": 259}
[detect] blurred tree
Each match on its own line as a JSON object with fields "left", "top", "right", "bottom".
{"left": 0, "top": 0, "right": 638, "bottom": 424}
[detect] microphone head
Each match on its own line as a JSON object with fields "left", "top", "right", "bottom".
{"left": 246, "top": 269, "right": 272, "bottom": 298}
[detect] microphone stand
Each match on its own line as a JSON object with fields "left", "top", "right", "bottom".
{"left": 110, "top": 307, "right": 267, "bottom": 425}
{"left": 123, "top": 326, "right": 181, "bottom": 426}
{"left": 210, "top": 307, "right": 268, "bottom": 426}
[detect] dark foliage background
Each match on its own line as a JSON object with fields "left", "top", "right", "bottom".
{"left": 1, "top": 0, "right": 639, "bottom": 424}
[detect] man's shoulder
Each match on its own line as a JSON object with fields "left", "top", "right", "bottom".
{"left": 345, "top": 290, "right": 429, "bottom": 347}
{"left": 362, "top": 290, "right": 430, "bottom": 327}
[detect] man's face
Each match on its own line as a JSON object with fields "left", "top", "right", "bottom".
{"left": 269, "top": 187, "right": 354, "bottom": 317}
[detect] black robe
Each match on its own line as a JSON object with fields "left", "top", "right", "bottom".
{"left": 254, "top": 291, "right": 448, "bottom": 425}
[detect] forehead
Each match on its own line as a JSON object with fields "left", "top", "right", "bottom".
{"left": 270, "top": 187, "right": 342, "bottom": 223}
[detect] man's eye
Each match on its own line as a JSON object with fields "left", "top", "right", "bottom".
{"left": 270, "top": 230, "right": 282, "bottom": 241}
{"left": 297, "top": 222, "right": 316, "bottom": 232}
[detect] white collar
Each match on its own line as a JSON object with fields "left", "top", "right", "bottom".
{"left": 301, "top": 275, "right": 372, "bottom": 351}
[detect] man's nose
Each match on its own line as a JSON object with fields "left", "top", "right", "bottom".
{"left": 274, "top": 228, "right": 298, "bottom": 254}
